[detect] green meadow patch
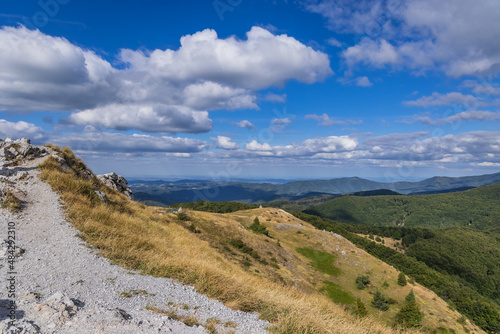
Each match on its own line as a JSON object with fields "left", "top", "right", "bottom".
{"left": 320, "top": 281, "right": 356, "bottom": 305}
{"left": 296, "top": 247, "right": 340, "bottom": 277}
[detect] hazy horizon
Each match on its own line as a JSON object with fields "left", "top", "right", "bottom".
{"left": 124, "top": 170, "right": 500, "bottom": 184}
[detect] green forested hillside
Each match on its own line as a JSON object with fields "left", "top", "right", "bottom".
{"left": 266, "top": 193, "right": 339, "bottom": 211}
{"left": 350, "top": 189, "right": 402, "bottom": 196}
{"left": 304, "top": 182, "right": 500, "bottom": 231}
{"left": 291, "top": 212, "right": 500, "bottom": 332}
{"left": 406, "top": 228, "right": 500, "bottom": 303}
{"left": 299, "top": 184, "right": 500, "bottom": 331}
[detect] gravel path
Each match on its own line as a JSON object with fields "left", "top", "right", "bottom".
{"left": 0, "top": 157, "right": 269, "bottom": 334}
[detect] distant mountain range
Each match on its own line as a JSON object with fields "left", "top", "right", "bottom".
{"left": 303, "top": 181, "right": 500, "bottom": 231}
{"left": 130, "top": 172, "right": 500, "bottom": 206}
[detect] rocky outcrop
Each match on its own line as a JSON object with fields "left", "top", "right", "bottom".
{"left": 0, "top": 138, "right": 51, "bottom": 168}
{"left": 0, "top": 137, "right": 133, "bottom": 199}
{"left": 97, "top": 172, "right": 133, "bottom": 199}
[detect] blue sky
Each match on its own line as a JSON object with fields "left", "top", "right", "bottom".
{"left": 1, "top": 0, "right": 500, "bottom": 180}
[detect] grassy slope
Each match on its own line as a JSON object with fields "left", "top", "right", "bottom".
{"left": 231, "top": 209, "right": 482, "bottom": 334}
{"left": 37, "top": 147, "right": 482, "bottom": 334}
{"left": 305, "top": 183, "right": 500, "bottom": 231}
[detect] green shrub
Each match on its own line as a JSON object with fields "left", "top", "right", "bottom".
{"left": 229, "top": 239, "right": 254, "bottom": 255}
{"left": 355, "top": 275, "right": 370, "bottom": 290}
{"left": 170, "top": 200, "right": 258, "bottom": 213}
{"left": 248, "top": 217, "right": 269, "bottom": 236}
{"left": 395, "top": 290, "right": 423, "bottom": 327}
{"left": 371, "top": 289, "right": 390, "bottom": 311}
{"left": 398, "top": 272, "right": 407, "bottom": 286}
{"left": 187, "top": 223, "right": 200, "bottom": 234}
{"left": 353, "top": 298, "right": 368, "bottom": 317}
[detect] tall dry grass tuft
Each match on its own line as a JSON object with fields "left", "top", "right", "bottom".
{"left": 0, "top": 189, "right": 21, "bottom": 212}
{"left": 38, "top": 150, "right": 420, "bottom": 334}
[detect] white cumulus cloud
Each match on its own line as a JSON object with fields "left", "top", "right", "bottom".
{"left": 343, "top": 38, "right": 400, "bottom": 67}
{"left": 212, "top": 136, "right": 240, "bottom": 150}
{"left": 244, "top": 135, "right": 358, "bottom": 157}
{"left": 246, "top": 140, "right": 274, "bottom": 151}
{"left": 66, "top": 104, "right": 213, "bottom": 134}
{"left": 0, "top": 26, "right": 115, "bottom": 112}
{"left": 0, "top": 119, "right": 46, "bottom": 141}
{"left": 0, "top": 25, "right": 332, "bottom": 134}
{"left": 308, "top": 0, "right": 500, "bottom": 77}
{"left": 50, "top": 132, "right": 208, "bottom": 154}
{"left": 120, "top": 26, "right": 332, "bottom": 90}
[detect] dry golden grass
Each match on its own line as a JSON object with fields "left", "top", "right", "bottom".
{"left": 37, "top": 148, "right": 481, "bottom": 334}
{"left": 356, "top": 233, "right": 406, "bottom": 254}
{"left": 0, "top": 189, "right": 22, "bottom": 212}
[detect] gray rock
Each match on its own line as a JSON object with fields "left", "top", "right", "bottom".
{"left": 97, "top": 172, "right": 133, "bottom": 199}
{"left": 95, "top": 190, "right": 108, "bottom": 203}
{"left": 15, "top": 172, "right": 29, "bottom": 181}
{"left": 0, "top": 138, "right": 49, "bottom": 163}
{"left": 42, "top": 291, "right": 79, "bottom": 319}
{"left": 0, "top": 147, "right": 15, "bottom": 159}
{"left": 0, "top": 168, "right": 14, "bottom": 177}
